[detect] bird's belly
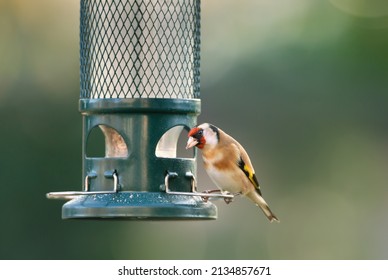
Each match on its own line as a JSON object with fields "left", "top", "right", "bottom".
{"left": 206, "top": 167, "right": 242, "bottom": 194}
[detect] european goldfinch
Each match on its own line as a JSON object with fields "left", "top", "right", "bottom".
{"left": 186, "top": 123, "right": 279, "bottom": 222}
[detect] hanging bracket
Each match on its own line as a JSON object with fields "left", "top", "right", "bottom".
{"left": 46, "top": 170, "right": 120, "bottom": 200}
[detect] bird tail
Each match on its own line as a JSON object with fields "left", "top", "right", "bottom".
{"left": 246, "top": 190, "right": 279, "bottom": 223}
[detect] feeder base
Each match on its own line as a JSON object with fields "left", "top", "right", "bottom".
{"left": 62, "top": 192, "right": 217, "bottom": 220}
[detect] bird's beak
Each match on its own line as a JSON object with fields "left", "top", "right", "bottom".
{"left": 186, "top": 137, "right": 198, "bottom": 149}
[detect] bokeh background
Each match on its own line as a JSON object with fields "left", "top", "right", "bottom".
{"left": 1, "top": 0, "right": 388, "bottom": 259}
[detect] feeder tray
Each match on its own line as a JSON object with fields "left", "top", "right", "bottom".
{"left": 47, "top": 172, "right": 234, "bottom": 220}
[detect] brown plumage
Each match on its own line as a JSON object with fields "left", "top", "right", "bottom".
{"left": 186, "top": 123, "right": 279, "bottom": 222}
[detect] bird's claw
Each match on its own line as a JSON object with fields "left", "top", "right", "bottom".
{"left": 224, "top": 192, "right": 241, "bottom": 204}
{"left": 224, "top": 197, "right": 234, "bottom": 204}
{"left": 201, "top": 189, "right": 220, "bottom": 202}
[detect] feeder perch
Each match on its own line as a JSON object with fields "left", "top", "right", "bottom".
{"left": 47, "top": 0, "right": 232, "bottom": 219}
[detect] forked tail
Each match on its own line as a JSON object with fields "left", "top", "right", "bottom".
{"left": 246, "top": 190, "right": 279, "bottom": 223}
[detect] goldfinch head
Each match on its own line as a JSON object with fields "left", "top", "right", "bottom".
{"left": 186, "top": 123, "right": 219, "bottom": 150}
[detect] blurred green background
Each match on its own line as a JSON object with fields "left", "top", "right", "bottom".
{"left": 1, "top": 0, "right": 388, "bottom": 259}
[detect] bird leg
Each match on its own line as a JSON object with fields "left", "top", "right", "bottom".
{"left": 200, "top": 189, "right": 221, "bottom": 202}
{"left": 203, "top": 189, "right": 222, "bottom": 194}
{"left": 200, "top": 189, "right": 239, "bottom": 204}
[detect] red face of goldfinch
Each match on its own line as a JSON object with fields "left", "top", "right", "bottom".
{"left": 186, "top": 127, "right": 206, "bottom": 149}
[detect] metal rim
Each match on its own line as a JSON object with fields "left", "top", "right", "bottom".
{"left": 79, "top": 98, "right": 201, "bottom": 114}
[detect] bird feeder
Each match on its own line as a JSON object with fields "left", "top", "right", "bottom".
{"left": 47, "top": 0, "right": 232, "bottom": 219}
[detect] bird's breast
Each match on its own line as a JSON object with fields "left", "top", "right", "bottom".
{"left": 203, "top": 162, "right": 243, "bottom": 194}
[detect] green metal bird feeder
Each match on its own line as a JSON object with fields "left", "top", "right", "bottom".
{"left": 47, "top": 0, "right": 232, "bottom": 220}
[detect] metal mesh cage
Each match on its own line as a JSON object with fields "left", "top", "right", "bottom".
{"left": 80, "top": 0, "right": 201, "bottom": 99}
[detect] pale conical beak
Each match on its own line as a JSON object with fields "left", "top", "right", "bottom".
{"left": 186, "top": 137, "right": 198, "bottom": 149}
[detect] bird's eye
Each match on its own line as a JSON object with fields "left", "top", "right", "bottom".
{"left": 197, "top": 130, "right": 203, "bottom": 136}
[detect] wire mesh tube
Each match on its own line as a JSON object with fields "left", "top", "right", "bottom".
{"left": 80, "top": 0, "right": 201, "bottom": 99}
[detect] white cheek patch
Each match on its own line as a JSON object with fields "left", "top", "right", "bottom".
{"left": 203, "top": 129, "right": 218, "bottom": 147}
